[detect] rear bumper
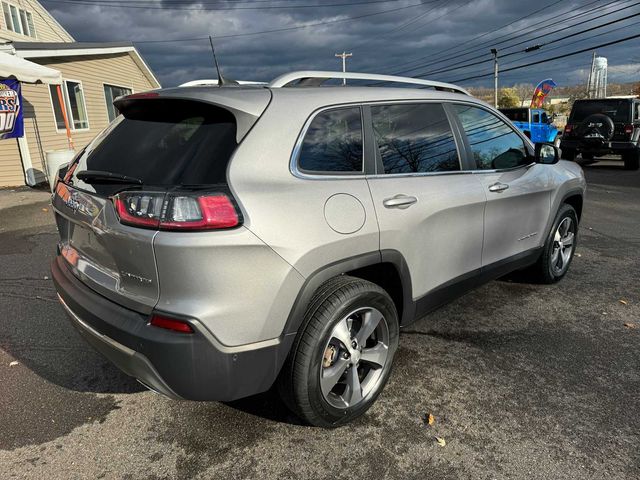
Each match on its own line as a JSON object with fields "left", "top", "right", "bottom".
{"left": 560, "top": 139, "right": 638, "bottom": 153}
{"left": 51, "top": 256, "right": 294, "bottom": 401}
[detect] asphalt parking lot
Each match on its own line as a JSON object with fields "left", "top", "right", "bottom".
{"left": 1, "top": 158, "right": 638, "bottom": 480}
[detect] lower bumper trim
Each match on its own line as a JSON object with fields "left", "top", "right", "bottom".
{"left": 58, "top": 293, "right": 182, "bottom": 399}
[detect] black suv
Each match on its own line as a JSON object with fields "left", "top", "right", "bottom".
{"left": 561, "top": 98, "right": 640, "bottom": 170}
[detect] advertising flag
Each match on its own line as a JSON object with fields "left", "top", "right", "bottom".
{"left": 0, "top": 79, "right": 24, "bottom": 139}
{"left": 530, "top": 79, "right": 557, "bottom": 109}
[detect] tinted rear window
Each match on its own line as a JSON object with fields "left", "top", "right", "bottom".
{"left": 570, "top": 100, "right": 631, "bottom": 123}
{"left": 501, "top": 109, "right": 528, "bottom": 122}
{"left": 69, "top": 99, "right": 237, "bottom": 195}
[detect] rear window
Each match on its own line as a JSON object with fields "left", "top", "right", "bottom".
{"left": 570, "top": 100, "right": 631, "bottom": 123}
{"left": 69, "top": 99, "right": 237, "bottom": 195}
{"left": 501, "top": 109, "right": 528, "bottom": 122}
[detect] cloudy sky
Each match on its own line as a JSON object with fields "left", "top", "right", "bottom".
{"left": 40, "top": 0, "right": 640, "bottom": 88}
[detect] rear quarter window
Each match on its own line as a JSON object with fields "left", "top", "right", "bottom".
{"left": 297, "top": 107, "right": 363, "bottom": 174}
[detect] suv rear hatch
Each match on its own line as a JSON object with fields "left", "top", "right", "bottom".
{"left": 566, "top": 99, "right": 632, "bottom": 141}
{"left": 52, "top": 87, "right": 271, "bottom": 313}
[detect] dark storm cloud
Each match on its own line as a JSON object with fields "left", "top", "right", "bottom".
{"left": 40, "top": 0, "right": 640, "bottom": 88}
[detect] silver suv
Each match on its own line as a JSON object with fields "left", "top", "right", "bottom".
{"left": 51, "top": 71, "right": 586, "bottom": 427}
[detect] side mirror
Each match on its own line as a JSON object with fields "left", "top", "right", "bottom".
{"left": 535, "top": 142, "right": 559, "bottom": 164}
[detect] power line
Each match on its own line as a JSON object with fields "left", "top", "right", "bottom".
{"left": 450, "top": 31, "right": 640, "bottom": 83}
{"left": 41, "top": 0, "right": 407, "bottom": 10}
{"left": 387, "top": 0, "right": 632, "bottom": 75}
{"left": 380, "top": 0, "right": 566, "bottom": 72}
{"left": 409, "top": 7, "right": 640, "bottom": 79}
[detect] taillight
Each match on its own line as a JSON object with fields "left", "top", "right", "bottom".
{"left": 564, "top": 124, "right": 573, "bottom": 134}
{"left": 113, "top": 191, "right": 240, "bottom": 231}
{"left": 623, "top": 124, "right": 634, "bottom": 135}
{"left": 149, "top": 314, "right": 194, "bottom": 333}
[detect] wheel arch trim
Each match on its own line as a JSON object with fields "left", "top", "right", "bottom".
{"left": 281, "top": 250, "right": 415, "bottom": 338}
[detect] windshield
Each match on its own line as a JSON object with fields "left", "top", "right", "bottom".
{"left": 68, "top": 99, "right": 238, "bottom": 196}
{"left": 570, "top": 100, "right": 631, "bottom": 123}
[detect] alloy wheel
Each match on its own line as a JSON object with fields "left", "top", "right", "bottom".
{"left": 551, "top": 217, "right": 575, "bottom": 276}
{"left": 320, "top": 307, "right": 390, "bottom": 409}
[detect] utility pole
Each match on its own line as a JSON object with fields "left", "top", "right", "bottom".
{"left": 491, "top": 48, "right": 498, "bottom": 107}
{"left": 335, "top": 51, "right": 352, "bottom": 85}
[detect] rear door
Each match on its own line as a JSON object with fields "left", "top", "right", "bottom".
{"left": 451, "top": 103, "right": 552, "bottom": 266}
{"left": 365, "top": 102, "right": 485, "bottom": 303}
{"left": 53, "top": 95, "right": 267, "bottom": 313}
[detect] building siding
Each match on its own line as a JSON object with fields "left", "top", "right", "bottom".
{"left": 0, "top": 52, "right": 158, "bottom": 186}
{"left": 0, "top": 0, "right": 74, "bottom": 43}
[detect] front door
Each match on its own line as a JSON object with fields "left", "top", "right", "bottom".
{"left": 451, "top": 104, "right": 553, "bottom": 266}
{"left": 365, "top": 102, "right": 485, "bottom": 303}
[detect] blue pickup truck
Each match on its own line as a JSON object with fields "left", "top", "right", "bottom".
{"left": 499, "top": 108, "right": 561, "bottom": 145}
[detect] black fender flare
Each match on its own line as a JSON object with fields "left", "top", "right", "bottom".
{"left": 281, "top": 250, "right": 414, "bottom": 338}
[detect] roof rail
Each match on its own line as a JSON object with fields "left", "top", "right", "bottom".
{"left": 269, "top": 70, "right": 469, "bottom": 95}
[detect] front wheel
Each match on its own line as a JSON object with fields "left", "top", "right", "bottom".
{"left": 278, "top": 276, "right": 399, "bottom": 427}
{"left": 524, "top": 204, "right": 578, "bottom": 284}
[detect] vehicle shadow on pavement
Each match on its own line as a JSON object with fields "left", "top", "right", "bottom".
{"left": 0, "top": 225, "right": 144, "bottom": 397}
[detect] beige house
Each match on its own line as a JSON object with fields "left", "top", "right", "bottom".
{"left": 0, "top": 0, "right": 160, "bottom": 187}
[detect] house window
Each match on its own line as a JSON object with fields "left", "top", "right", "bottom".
{"left": 103, "top": 84, "right": 132, "bottom": 122}
{"left": 49, "top": 80, "right": 90, "bottom": 131}
{"left": 2, "top": 2, "right": 36, "bottom": 38}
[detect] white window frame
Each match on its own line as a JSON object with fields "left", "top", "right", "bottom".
{"left": 102, "top": 82, "right": 134, "bottom": 123}
{"left": 2, "top": 1, "right": 37, "bottom": 38}
{"left": 48, "top": 79, "right": 91, "bottom": 133}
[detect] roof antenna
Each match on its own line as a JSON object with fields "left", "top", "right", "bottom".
{"left": 209, "top": 35, "right": 237, "bottom": 86}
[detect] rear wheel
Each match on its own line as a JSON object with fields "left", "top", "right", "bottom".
{"left": 524, "top": 204, "right": 578, "bottom": 284}
{"left": 623, "top": 150, "right": 640, "bottom": 170}
{"left": 278, "top": 276, "right": 399, "bottom": 427}
{"left": 581, "top": 152, "right": 594, "bottom": 160}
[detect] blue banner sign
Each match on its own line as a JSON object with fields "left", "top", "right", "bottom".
{"left": 0, "top": 79, "right": 23, "bottom": 139}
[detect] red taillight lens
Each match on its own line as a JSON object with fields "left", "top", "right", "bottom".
{"left": 623, "top": 124, "right": 634, "bottom": 135}
{"left": 564, "top": 124, "right": 573, "bottom": 134}
{"left": 161, "top": 194, "right": 239, "bottom": 230}
{"left": 112, "top": 191, "right": 240, "bottom": 231}
{"left": 149, "top": 314, "right": 194, "bottom": 334}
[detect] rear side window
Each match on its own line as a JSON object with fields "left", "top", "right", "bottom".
{"left": 371, "top": 103, "right": 460, "bottom": 174}
{"left": 454, "top": 104, "right": 529, "bottom": 170}
{"left": 297, "top": 107, "right": 363, "bottom": 173}
{"left": 70, "top": 99, "right": 237, "bottom": 195}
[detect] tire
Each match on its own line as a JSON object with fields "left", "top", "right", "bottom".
{"left": 623, "top": 150, "right": 640, "bottom": 170}
{"left": 524, "top": 204, "right": 578, "bottom": 284}
{"left": 581, "top": 153, "right": 594, "bottom": 160}
{"left": 278, "top": 275, "right": 399, "bottom": 427}
{"left": 561, "top": 148, "right": 576, "bottom": 161}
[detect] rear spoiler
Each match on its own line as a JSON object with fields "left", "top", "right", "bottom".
{"left": 114, "top": 88, "right": 272, "bottom": 143}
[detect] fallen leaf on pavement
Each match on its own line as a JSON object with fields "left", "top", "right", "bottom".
{"left": 9, "top": 361, "right": 19, "bottom": 367}
{"left": 42, "top": 208, "right": 48, "bottom": 212}
{"left": 575, "top": 253, "right": 582, "bottom": 257}
{"left": 624, "top": 323, "right": 637, "bottom": 329}
{"left": 435, "top": 437, "right": 446, "bottom": 447}
{"left": 619, "top": 300, "right": 628, "bottom": 305}
{"left": 43, "top": 276, "right": 49, "bottom": 280}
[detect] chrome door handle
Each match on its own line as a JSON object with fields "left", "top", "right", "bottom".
{"left": 488, "top": 182, "right": 509, "bottom": 193}
{"left": 383, "top": 195, "right": 417, "bottom": 209}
